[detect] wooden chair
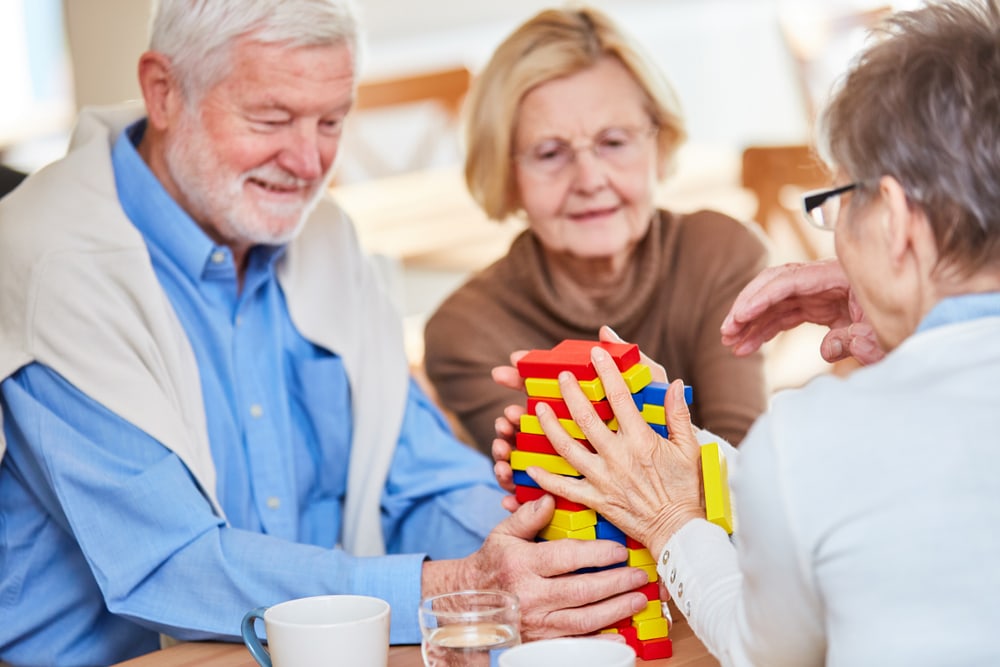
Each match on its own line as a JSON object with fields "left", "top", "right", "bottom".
{"left": 740, "top": 6, "right": 892, "bottom": 261}
{"left": 336, "top": 65, "right": 472, "bottom": 182}
{"left": 741, "top": 144, "right": 829, "bottom": 261}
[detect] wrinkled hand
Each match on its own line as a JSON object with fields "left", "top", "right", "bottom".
{"left": 456, "top": 495, "right": 652, "bottom": 640}
{"left": 527, "top": 347, "right": 704, "bottom": 560}
{"left": 719, "top": 259, "right": 884, "bottom": 365}
{"left": 489, "top": 327, "right": 667, "bottom": 511}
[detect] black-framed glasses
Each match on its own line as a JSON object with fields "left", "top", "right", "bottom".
{"left": 802, "top": 183, "right": 858, "bottom": 230}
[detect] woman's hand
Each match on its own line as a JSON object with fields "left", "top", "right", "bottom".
{"left": 526, "top": 346, "right": 704, "bottom": 559}
{"left": 719, "top": 259, "right": 885, "bottom": 365}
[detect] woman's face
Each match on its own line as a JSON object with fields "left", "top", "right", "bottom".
{"left": 512, "top": 57, "right": 662, "bottom": 263}
{"left": 834, "top": 181, "right": 910, "bottom": 351}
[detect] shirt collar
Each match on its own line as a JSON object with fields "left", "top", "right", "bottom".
{"left": 110, "top": 119, "right": 285, "bottom": 284}
{"left": 917, "top": 291, "right": 1000, "bottom": 333}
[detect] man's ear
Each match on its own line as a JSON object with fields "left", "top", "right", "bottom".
{"left": 138, "top": 51, "right": 182, "bottom": 130}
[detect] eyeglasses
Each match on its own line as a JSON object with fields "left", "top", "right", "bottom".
{"left": 802, "top": 183, "right": 858, "bottom": 230}
{"left": 514, "top": 125, "right": 657, "bottom": 179}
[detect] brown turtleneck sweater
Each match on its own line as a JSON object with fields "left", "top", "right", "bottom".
{"left": 423, "top": 209, "right": 769, "bottom": 454}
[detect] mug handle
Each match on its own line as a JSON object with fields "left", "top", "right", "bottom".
{"left": 241, "top": 607, "right": 272, "bottom": 667}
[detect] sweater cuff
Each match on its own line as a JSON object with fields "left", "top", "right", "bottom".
{"left": 657, "top": 519, "right": 739, "bottom": 631}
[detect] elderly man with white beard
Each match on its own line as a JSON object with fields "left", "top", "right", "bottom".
{"left": 0, "top": 2, "right": 653, "bottom": 665}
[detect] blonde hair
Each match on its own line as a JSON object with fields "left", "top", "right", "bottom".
{"left": 464, "top": 6, "right": 686, "bottom": 220}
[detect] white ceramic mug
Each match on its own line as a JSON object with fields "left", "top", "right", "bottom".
{"left": 241, "top": 595, "right": 390, "bottom": 667}
{"left": 498, "top": 637, "right": 635, "bottom": 667}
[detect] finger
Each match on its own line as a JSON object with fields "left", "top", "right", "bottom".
{"left": 847, "top": 322, "right": 885, "bottom": 365}
{"left": 493, "top": 495, "right": 555, "bottom": 540}
{"left": 509, "top": 349, "right": 529, "bottom": 366}
{"left": 492, "top": 435, "right": 513, "bottom": 463}
{"left": 494, "top": 459, "right": 515, "bottom": 493}
{"left": 588, "top": 346, "right": 648, "bottom": 438}
{"left": 665, "top": 379, "right": 699, "bottom": 449}
{"left": 534, "top": 402, "right": 602, "bottom": 481}
{"left": 531, "top": 538, "right": 635, "bottom": 577}
{"left": 529, "top": 584, "right": 650, "bottom": 638}
{"left": 494, "top": 417, "right": 515, "bottom": 443}
{"left": 503, "top": 403, "right": 525, "bottom": 425}
{"left": 820, "top": 328, "right": 851, "bottom": 363}
{"left": 527, "top": 463, "right": 597, "bottom": 510}
{"left": 599, "top": 325, "right": 667, "bottom": 383}
{"left": 491, "top": 365, "right": 524, "bottom": 392}
{"left": 501, "top": 494, "right": 520, "bottom": 513}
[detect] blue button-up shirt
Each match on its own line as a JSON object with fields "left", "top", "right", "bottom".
{"left": 0, "top": 121, "right": 507, "bottom": 667}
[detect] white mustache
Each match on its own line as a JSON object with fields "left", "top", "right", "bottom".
{"left": 243, "top": 166, "right": 314, "bottom": 190}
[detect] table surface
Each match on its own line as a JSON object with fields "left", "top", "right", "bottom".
{"left": 112, "top": 603, "right": 719, "bottom": 667}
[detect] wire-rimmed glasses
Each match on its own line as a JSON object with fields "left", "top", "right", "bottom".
{"left": 514, "top": 125, "right": 657, "bottom": 179}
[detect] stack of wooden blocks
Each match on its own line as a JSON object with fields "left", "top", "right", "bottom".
{"left": 510, "top": 339, "right": 734, "bottom": 661}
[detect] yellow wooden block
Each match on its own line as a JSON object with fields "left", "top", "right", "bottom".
{"left": 621, "top": 363, "right": 653, "bottom": 393}
{"left": 701, "top": 441, "right": 734, "bottom": 534}
{"left": 524, "top": 376, "right": 606, "bottom": 401}
{"left": 519, "top": 414, "right": 586, "bottom": 439}
{"left": 636, "top": 563, "right": 658, "bottom": 583}
{"left": 641, "top": 403, "right": 666, "bottom": 425}
{"left": 632, "top": 600, "right": 661, "bottom": 622}
{"left": 633, "top": 616, "right": 669, "bottom": 640}
{"left": 539, "top": 524, "right": 596, "bottom": 541}
{"left": 510, "top": 450, "right": 579, "bottom": 477}
{"left": 627, "top": 547, "right": 654, "bottom": 567}
{"left": 550, "top": 508, "right": 598, "bottom": 531}
{"left": 600, "top": 628, "right": 619, "bottom": 635}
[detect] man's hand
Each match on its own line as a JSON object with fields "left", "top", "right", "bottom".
{"left": 719, "top": 259, "right": 885, "bottom": 365}
{"left": 422, "top": 496, "right": 651, "bottom": 640}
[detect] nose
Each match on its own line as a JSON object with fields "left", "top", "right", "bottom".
{"left": 277, "top": 124, "right": 325, "bottom": 181}
{"left": 570, "top": 145, "right": 609, "bottom": 192}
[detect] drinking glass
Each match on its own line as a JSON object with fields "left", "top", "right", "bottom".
{"left": 419, "top": 590, "right": 520, "bottom": 667}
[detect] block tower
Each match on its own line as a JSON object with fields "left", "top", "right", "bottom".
{"left": 510, "top": 339, "right": 733, "bottom": 661}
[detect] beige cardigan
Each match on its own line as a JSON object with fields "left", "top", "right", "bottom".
{"left": 0, "top": 106, "right": 409, "bottom": 556}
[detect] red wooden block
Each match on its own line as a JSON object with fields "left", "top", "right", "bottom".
{"left": 604, "top": 616, "right": 633, "bottom": 630}
{"left": 637, "top": 581, "right": 659, "bottom": 601}
{"left": 515, "top": 431, "right": 594, "bottom": 455}
{"left": 626, "top": 536, "right": 645, "bottom": 550}
{"left": 527, "top": 396, "right": 614, "bottom": 420}
{"left": 617, "top": 625, "right": 640, "bottom": 652}
{"left": 513, "top": 484, "right": 590, "bottom": 512}
{"left": 516, "top": 340, "right": 640, "bottom": 380}
{"left": 637, "top": 637, "right": 673, "bottom": 660}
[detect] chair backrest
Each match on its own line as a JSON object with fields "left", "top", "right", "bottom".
{"left": 741, "top": 144, "right": 830, "bottom": 261}
{"left": 335, "top": 65, "right": 472, "bottom": 183}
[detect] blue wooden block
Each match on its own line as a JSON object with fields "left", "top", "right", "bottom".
{"left": 649, "top": 422, "right": 669, "bottom": 437}
{"left": 595, "top": 519, "right": 627, "bottom": 545}
{"left": 512, "top": 469, "right": 583, "bottom": 490}
{"left": 641, "top": 382, "right": 693, "bottom": 406}
{"left": 631, "top": 390, "right": 645, "bottom": 411}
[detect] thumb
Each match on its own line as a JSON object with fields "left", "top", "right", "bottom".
{"left": 665, "top": 379, "right": 698, "bottom": 448}
{"left": 494, "top": 494, "right": 555, "bottom": 540}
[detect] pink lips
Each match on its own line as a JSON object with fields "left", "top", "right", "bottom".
{"left": 567, "top": 205, "right": 619, "bottom": 221}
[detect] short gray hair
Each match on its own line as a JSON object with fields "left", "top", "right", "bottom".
{"left": 819, "top": 0, "right": 1000, "bottom": 276}
{"left": 149, "top": 0, "right": 363, "bottom": 101}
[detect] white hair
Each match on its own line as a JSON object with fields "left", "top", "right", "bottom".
{"left": 148, "top": 0, "right": 364, "bottom": 101}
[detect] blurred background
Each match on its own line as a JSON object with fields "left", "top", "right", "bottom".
{"left": 0, "top": 0, "right": 918, "bottom": 393}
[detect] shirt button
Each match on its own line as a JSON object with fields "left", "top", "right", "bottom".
{"left": 235, "top": 315, "right": 243, "bottom": 327}
{"left": 685, "top": 600, "right": 692, "bottom": 616}
{"left": 677, "top": 582, "right": 684, "bottom": 598}
{"left": 266, "top": 496, "right": 281, "bottom": 509}
{"left": 669, "top": 567, "right": 677, "bottom": 583}
{"left": 211, "top": 250, "right": 226, "bottom": 264}
{"left": 250, "top": 404, "right": 264, "bottom": 418}
{"left": 661, "top": 549, "right": 670, "bottom": 566}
